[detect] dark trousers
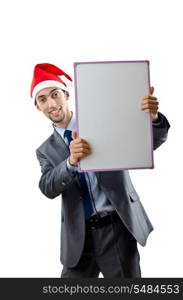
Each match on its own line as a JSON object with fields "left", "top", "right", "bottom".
{"left": 61, "top": 213, "right": 141, "bottom": 278}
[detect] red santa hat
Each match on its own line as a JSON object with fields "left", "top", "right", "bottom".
{"left": 30, "top": 63, "right": 72, "bottom": 100}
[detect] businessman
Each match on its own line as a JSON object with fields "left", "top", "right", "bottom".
{"left": 31, "top": 63, "right": 170, "bottom": 278}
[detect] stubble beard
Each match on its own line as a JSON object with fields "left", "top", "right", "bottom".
{"left": 47, "top": 105, "right": 66, "bottom": 124}
{"left": 49, "top": 112, "right": 66, "bottom": 123}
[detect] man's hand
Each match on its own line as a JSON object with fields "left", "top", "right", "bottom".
{"left": 140, "top": 86, "right": 159, "bottom": 121}
{"left": 69, "top": 131, "right": 92, "bottom": 166}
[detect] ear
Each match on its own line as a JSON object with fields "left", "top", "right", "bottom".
{"left": 36, "top": 103, "right": 41, "bottom": 111}
{"left": 65, "top": 91, "right": 70, "bottom": 100}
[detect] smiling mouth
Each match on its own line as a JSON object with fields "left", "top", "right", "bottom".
{"left": 49, "top": 106, "right": 62, "bottom": 116}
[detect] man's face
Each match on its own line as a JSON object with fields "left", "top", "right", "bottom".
{"left": 35, "top": 87, "right": 70, "bottom": 125}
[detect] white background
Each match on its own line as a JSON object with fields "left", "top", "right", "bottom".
{"left": 0, "top": 0, "right": 181, "bottom": 277}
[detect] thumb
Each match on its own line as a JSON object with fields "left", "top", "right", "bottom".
{"left": 71, "top": 131, "right": 77, "bottom": 139}
{"left": 150, "top": 86, "right": 154, "bottom": 95}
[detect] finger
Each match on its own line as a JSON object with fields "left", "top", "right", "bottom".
{"left": 143, "top": 109, "right": 158, "bottom": 113}
{"left": 141, "top": 107, "right": 159, "bottom": 113}
{"left": 141, "top": 103, "right": 159, "bottom": 110}
{"left": 71, "top": 131, "right": 77, "bottom": 139}
{"left": 143, "top": 96, "right": 158, "bottom": 102}
{"left": 70, "top": 141, "right": 91, "bottom": 150}
{"left": 70, "top": 147, "right": 91, "bottom": 155}
{"left": 141, "top": 102, "right": 158, "bottom": 109}
{"left": 140, "top": 102, "right": 159, "bottom": 110}
{"left": 141, "top": 101, "right": 159, "bottom": 108}
{"left": 70, "top": 138, "right": 85, "bottom": 145}
{"left": 150, "top": 86, "right": 154, "bottom": 95}
{"left": 141, "top": 99, "right": 159, "bottom": 104}
{"left": 72, "top": 152, "right": 91, "bottom": 159}
{"left": 78, "top": 138, "right": 90, "bottom": 144}
{"left": 142, "top": 95, "right": 157, "bottom": 101}
{"left": 70, "top": 146, "right": 91, "bottom": 154}
{"left": 71, "top": 138, "right": 89, "bottom": 144}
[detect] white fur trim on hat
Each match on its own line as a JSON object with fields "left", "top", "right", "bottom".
{"left": 32, "top": 80, "right": 69, "bottom": 100}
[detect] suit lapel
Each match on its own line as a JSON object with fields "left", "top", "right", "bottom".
{"left": 53, "top": 128, "right": 70, "bottom": 156}
{"left": 52, "top": 128, "right": 82, "bottom": 188}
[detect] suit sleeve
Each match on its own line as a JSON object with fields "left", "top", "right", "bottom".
{"left": 152, "top": 112, "right": 170, "bottom": 150}
{"left": 36, "top": 150, "right": 77, "bottom": 199}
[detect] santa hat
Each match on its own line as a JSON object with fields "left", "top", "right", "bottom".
{"left": 30, "top": 63, "right": 72, "bottom": 100}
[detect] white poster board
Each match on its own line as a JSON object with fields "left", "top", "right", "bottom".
{"left": 74, "top": 60, "right": 154, "bottom": 172}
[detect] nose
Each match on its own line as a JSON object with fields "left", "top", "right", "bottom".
{"left": 47, "top": 96, "right": 57, "bottom": 109}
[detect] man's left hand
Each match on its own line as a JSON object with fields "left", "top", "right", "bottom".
{"left": 140, "top": 86, "right": 159, "bottom": 121}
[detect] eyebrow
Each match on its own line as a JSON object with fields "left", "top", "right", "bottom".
{"left": 37, "top": 88, "right": 59, "bottom": 100}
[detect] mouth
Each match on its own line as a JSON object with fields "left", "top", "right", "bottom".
{"left": 49, "top": 106, "right": 62, "bottom": 117}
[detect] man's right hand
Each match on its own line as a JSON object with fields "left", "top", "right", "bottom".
{"left": 69, "top": 131, "right": 92, "bottom": 166}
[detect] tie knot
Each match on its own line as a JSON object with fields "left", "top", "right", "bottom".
{"left": 64, "top": 130, "right": 73, "bottom": 144}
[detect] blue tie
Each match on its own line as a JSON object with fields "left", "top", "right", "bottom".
{"left": 64, "top": 130, "right": 93, "bottom": 220}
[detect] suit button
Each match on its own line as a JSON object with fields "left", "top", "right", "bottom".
{"left": 62, "top": 182, "right": 66, "bottom": 186}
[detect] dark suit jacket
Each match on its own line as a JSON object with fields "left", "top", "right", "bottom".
{"left": 36, "top": 112, "right": 170, "bottom": 268}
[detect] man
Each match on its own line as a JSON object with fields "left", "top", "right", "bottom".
{"left": 31, "top": 63, "right": 170, "bottom": 278}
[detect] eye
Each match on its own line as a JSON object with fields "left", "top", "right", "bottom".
{"left": 52, "top": 91, "right": 59, "bottom": 98}
{"left": 40, "top": 98, "right": 46, "bottom": 103}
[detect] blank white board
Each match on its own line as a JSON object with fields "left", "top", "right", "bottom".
{"left": 74, "top": 61, "right": 154, "bottom": 172}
